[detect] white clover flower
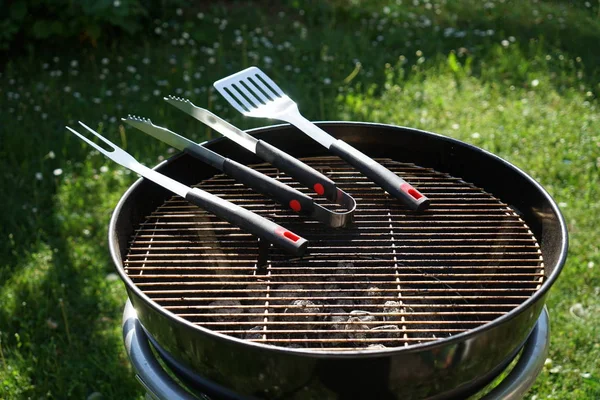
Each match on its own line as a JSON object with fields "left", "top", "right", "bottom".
{"left": 102, "top": 58, "right": 109, "bottom": 65}
{"left": 35, "top": 172, "right": 43, "bottom": 180}
{"left": 155, "top": 27, "right": 162, "bottom": 35}
{"left": 127, "top": 65, "right": 136, "bottom": 73}
{"left": 53, "top": 168, "right": 63, "bottom": 176}
{"left": 501, "top": 40, "right": 509, "bottom": 47}
{"left": 113, "top": 0, "right": 121, "bottom": 7}
{"left": 48, "top": 151, "right": 56, "bottom": 159}
{"left": 143, "top": 57, "right": 150, "bottom": 65}
{"left": 153, "top": 89, "right": 160, "bottom": 96}
{"left": 100, "top": 165, "right": 109, "bottom": 173}
{"left": 64, "top": 86, "right": 71, "bottom": 93}
{"left": 531, "top": 79, "right": 540, "bottom": 87}
{"left": 70, "top": 60, "right": 78, "bottom": 68}
{"left": 176, "top": 8, "right": 183, "bottom": 16}
{"left": 197, "top": 12, "right": 204, "bottom": 19}
{"left": 323, "top": 78, "right": 331, "bottom": 85}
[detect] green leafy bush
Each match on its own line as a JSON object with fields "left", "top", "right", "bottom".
{"left": 0, "top": 0, "right": 149, "bottom": 50}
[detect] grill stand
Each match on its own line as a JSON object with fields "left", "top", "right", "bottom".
{"left": 122, "top": 300, "right": 549, "bottom": 400}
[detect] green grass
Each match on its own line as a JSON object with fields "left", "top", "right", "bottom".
{"left": 1, "top": 0, "right": 599, "bottom": 398}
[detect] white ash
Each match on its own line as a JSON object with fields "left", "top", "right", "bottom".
{"left": 284, "top": 300, "right": 321, "bottom": 322}
{"left": 345, "top": 317, "right": 370, "bottom": 339}
{"left": 350, "top": 310, "right": 377, "bottom": 323}
{"left": 329, "top": 309, "right": 348, "bottom": 330}
{"left": 208, "top": 300, "right": 244, "bottom": 322}
{"left": 383, "top": 300, "right": 405, "bottom": 322}
{"left": 371, "top": 325, "right": 401, "bottom": 338}
{"left": 245, "top": 326, "right": 264, "bottom": 340}
{"left": 365, "top": 286, "right": 382, "bottom": 304}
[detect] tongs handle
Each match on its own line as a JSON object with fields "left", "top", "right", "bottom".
{"left": 255, "top": 140, "right": 338, "bottom": 201}
{"left": 329, "top": 139, "right": 430, "bottom": 211}
{"left": 185, "top": 188, "right": 308, "bottom": 255}
{"left": 222, "top": 158, "right": 315, "bottom": 215}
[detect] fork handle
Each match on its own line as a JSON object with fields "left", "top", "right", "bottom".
{"left": 222, "top": 158, "right": 315, "bottom": 215}
{"left": 329, "top": 139, "right": 430, "bottom": 211}
{"left": 185, "top": 188, "right": 308, "bottom": 256}
{"left": 255, "top": 140, "right": 338, "bottom": 201}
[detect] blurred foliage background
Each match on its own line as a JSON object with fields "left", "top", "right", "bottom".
{"left": 0, "top": 0, "right": 599, "bottom": 399}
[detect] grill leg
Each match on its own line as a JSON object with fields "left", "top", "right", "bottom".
{"left": 481, "top": 307, "right": 550, "bottom": 400}
{"left": 123, "top": 300, "right": 202, "bottom": 400}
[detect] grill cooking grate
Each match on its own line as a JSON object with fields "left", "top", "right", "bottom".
{"left": 125, "top": 157, "right": 544, "bottom": 351}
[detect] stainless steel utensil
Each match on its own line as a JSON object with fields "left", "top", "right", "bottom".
{"left": 66, "top": 121, "right": 307, "bottom": 255}
{"left": 122, "top": 115, "right": 354, "bottom": 228}
{"left": 214, "top": 66, "right": 430, "bottom": 211}
{"left": 163, "top": 95, "right": 354, "bottom": 208}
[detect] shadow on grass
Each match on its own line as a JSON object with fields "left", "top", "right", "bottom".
{"left": 0, "top": 210, "right": 140, "bottom": 397}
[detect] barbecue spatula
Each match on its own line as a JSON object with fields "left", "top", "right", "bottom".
{"left": 66, "top": 122, "right": 308, "bottom": 256}
{"left": 214, "top": 66, "right": 430, "bottom": 211}
{"left": 122, "top": 115, "right": 354, "bottom": 228}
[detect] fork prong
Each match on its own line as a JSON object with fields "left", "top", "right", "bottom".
{"left": 251, "top": 68, "right": 285, "bottom": 97}
{"left": 66, "top": 126, "right": 114, "bottom": 157}
{"left": 77, "top": 121, "right": 120, "bottom": 153}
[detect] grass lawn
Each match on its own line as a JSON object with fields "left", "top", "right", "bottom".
{"left": 1, "top": 0, "right": 599, "bottom": 398}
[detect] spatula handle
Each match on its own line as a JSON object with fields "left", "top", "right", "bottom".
{"left": 329, "top": 139, "right": 430, "bottom": 211}
{"left": 255, "top": 140, "right": 338, "bottom": 201}
{"left": 185, "top": 188, "right": 308, "bottom": 255}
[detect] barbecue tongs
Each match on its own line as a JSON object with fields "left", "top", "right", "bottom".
{"left": 122, "top": 113, "right": 356, "bottom": 228}
{"left": 67, "top": 122, "right": 307, "bottom": 256}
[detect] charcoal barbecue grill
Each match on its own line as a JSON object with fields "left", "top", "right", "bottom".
{"left": 110, "top": 122, "right": 567, "bottom": 399}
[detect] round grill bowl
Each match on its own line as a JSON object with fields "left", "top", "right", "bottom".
{"left": 111, "top": 122, "right": 567, "bottom": 399}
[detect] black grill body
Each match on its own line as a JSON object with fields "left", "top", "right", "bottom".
{"left": 110, "top": 122, "right": 567, "bottom": 399}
